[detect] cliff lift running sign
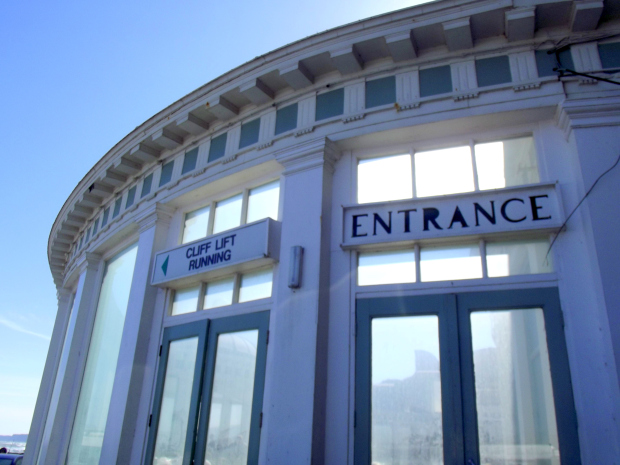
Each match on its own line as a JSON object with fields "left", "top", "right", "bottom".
{"left": 151, "top": 218, "right": 280, "bottom": 286}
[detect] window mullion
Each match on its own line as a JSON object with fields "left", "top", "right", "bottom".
{"left": 411, "top": 148, "right": 417, "bottom": 198}
{"left": 241, "top": 188, "right": 250, "bottom": 225}
{"left": 206, "top": 201, "right": 215, "bottom": 236}
{"left": 470, "top": 139, "right": 480, "bottom": 191}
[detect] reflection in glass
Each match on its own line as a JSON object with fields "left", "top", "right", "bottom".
{"left": 358, "top": 250, "right": 416, "bottom": 286}
{"left": 239, "top": 268, "right": 273, "bottom": 303}
{"left": 420, "top": 245, "right": 482, "bottom": 282}
{"left": 213, "top": 194, "right": 243, "bottom": 234}
{"left": 475, "top": 137, "right": 539, "bottom": 190}
{"left": 415, "top": 146, "right": 474, "bottom": 197}
{"left": 372, "top": 316, "right": 443, "bottom": 465}
{"left": 358, "top": 154, "right": 413, "bottom": 204}
{"left": 486, "top": 239, "right": 552, "bottom": 277}
{"left": 246, "top": 180, "right": 280, "bottom": 223}
{"left": 182, "top": 206, "right": 210, "bottom": 244}
{"left": 205, "top": 330, "right": 259, "bottom": 465}
{"left": 171, "top": 286, "right": 200, "bottom": 316}
{"left": 66, "top": 244, "right": 138, "bottom": 465}
{"left": 152, "top": 337, "right": 199, "bottom": 465}
{"left": 204, "top": 277, "right": 235, "bottom": 309}
{"left": 471, "top": 309, "right": 560, "bottom": 465}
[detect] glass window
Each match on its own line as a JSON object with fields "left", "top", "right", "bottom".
{"left": 125, "top": 186, "right": 137, "bottom": 208}
{"left": 475, "top": 137, "right": 539, "bottom": 190}
{"left": 141, "top": 173, "right": 153, "bottom": 198}
{"left": 246, "top": 180, "right": 280, "bottom": 223}
{"left": 275, "top": 103, "right": 298, "bottom": 135}
{"left": 213, "top": 194, "right": 243, "bottom": 234}
{"left": 92, "top": 217, "right": 98, "bottom": 235}
{"left": 419, "top": 65, "right": 452, "bottom": 97}
{"left": 535, "top": 49, "right": 574, "bottom": 77}
{"left": 471, "top": 309, "right": 559, "bottom": 464}
{"left": 182, "top": 148, "right": 199, "bottom": 175}
{"left": 66, "top": 244, "right": 138, "bottom": 465}
{"left": 112, "top": 197, "right": 122, "bottom": 218}
{"left": 486, "top": 239, "right": 552, "bottom": 277}
{"left": 209, "top": 133, "right": 227, "bottom": 163}
{"left": 203, "top": 277, "right": 235, "bottom": 310}
{"left": 182, "top": 206, "right": 210, "bottom": 244}
{"left": 415, "top": 146, "right": 475, "bottom": 197}
{"left": 358, "top": 154, "right": 413, "bottom": 204}
{"left": 204, "top": 330, "right": 259, "bottom": 465}
{"left": 476, "top": 56, "right": 512, "bottom": 87}
{"left": 366, "top": 76, "right": 396, "bottom": 109}
{"left": 420, "top": 244, "right": 482, "bottom": 282}
{"left": 101, "top": 207, "right": 110, "bottom": 227}
{"left": 152, "top": 337, "right": 199, "bottom": 465}
{"left": 239, "top": 118, "right": 260, "bottom": 149}
{"left": 599, "top": 42, "right": 620, "bottom": 70}
{"left": 171, "top": 286, "right": 200, "bottom": 316}
{"left": 371, "top": 315, "right": 442, "bottom": 465}
{"left": 315, "top": 88, "right": 344, "bottom": 121}
{"left": 159, "top": 160, "right": 174, "bottom": 187}
{"left": 239, "top": 268, "right": 273, "bottom": 303}
{"left": 358, "top": 250, "right": 416, "bottom": 286}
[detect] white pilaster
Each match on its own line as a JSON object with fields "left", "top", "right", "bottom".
{"left": 343, "top": 81, "right": 365, "bottom": 123}
{"left": 396, "top": 70, "right": 420, "bottom": 110}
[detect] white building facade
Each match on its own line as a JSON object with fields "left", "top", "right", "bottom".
{"left": 26, "top": 0, "right": 620, "bottom": 463}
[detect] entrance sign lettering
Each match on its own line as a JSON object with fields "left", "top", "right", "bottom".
{"left": 152, "top": 218, "right": 280, "bottom": 286}
{"left": 342, "top": 184, "right": 563, "bottom": 248}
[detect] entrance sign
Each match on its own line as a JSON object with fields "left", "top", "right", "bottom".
{"left": 152, "top": 218, "right": 280, "bottom": 286}
{"left": 342, "top": 184, "right": 563, "bottom": 248}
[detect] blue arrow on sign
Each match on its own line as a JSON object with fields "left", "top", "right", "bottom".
{"left": 162, "top": 256, "right": 169, "bottom": 276}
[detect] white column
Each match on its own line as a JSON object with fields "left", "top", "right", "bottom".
{"left": 43, "top": 254, "right": 104, "bottom": 465}
{"left": 261, "top": 137, "right": 338, "bottom": 464}
{"left": 23, "top": 288, "right": 73, "bottom": 465}
{"left": 99, "top": 203, "right": 174, "bottom": 465}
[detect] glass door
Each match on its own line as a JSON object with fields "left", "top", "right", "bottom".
{"left": 145, "top": 311, "right": 269, "bottom": 465}
{"left": 355, "top": 288, "right": 580, "bottom": 465}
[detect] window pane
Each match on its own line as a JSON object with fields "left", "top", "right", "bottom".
{"left": 246, "top": 180, "right": 280, "bottom": 223}
{"left": 213, "top": 194, "right": 242, "bottom": 234}
{"left": 203, "top": 277, "right": 235, "bottom": 310}
{"left": 471, "top": 309, "right": 560, "bottom": 464}
{"left": 205, "top": 330, "right": 259, "bottom": 465}
{"left": 420, "top": 244, "right": 482, "bottom": 282}
{"left": 486, "top": 239, "right": 552, "bottom": 277}
{"left": 239, "top": 268, "right": 272, "bottom": 303}
{"left": 372, "top": 316, "right": 443, "bottom": 465}
{"left": 171, "top": 286, "right": 200, "bottom": 316}
{"left": 182, "top": 148, "right": 199, "bottom": 175}
{"left": 475, "top": 137, "right": 539, "bottom": 190}
{"left": 315, "top": 88, "right": 344, "bottom": 121}
{"left": 152, "top": 337, "right": 199, "bottom": 465}
{"left": 125, "top": 186, "right": 136, "bottom": 208}
{"left": 358, "top": 154, "right": 413, "bottom": 204}
{"left": 275, "top": 103, "right": 298, "bottom": 135}
{"left": 66, "top": 244, "right": 138, "bottom": 465}
{"left": 159, "top": 161, "right": 174, "bottom": 187}
{"left": 358, "top": 250, "right": 416, "bottom": 286}
{"left": 141, "top": 173, "right": 153, "bottom": 198}
{"left": 415, "top": 146, "right": 474, "bottom": 197}
{"left": 182, "top": 206, "right": 210, "bottom": 244}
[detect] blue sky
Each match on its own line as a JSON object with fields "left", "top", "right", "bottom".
{"left": 0, "top": 0, "right": 425, "bottom": 436}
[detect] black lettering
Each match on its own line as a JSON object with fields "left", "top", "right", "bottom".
{"left": 230, "top": 234, "right": 236, "bottom": 246}
{"left": 352, "top": 214, "right": 368, "bottom": 237}
{"left": 373, "top": 212, "right": 392, "bottom": 236}
{"left": 397, "top": 209, "right": 417, "bottom": 233}
{"left": 474, "top": 201, "right": 496, "bottom": 226}
{"left": 224, "top": 249, "right": 232, "bottom": 260}
{"left": 448, "top": 206, "right": 469, "bottom": 229}
{"left": 423, "top": 208, "right": 443, "bottom": 231}
{"left": 188, "top": 259, "right": 196, "bottom": 270}
{"left": 530, "top": 195, "right": 551, "bottom": 221}
{"left": 501, "top": 198, "right": 526, "bottom": 223}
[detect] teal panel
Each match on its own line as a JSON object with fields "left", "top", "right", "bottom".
{"left": 599, "top": 42, "right": 620, "bottom": 69}
{"left": 275, "top": 103, "right": 298, "bottom": 135}
{"left": 419, "top": 66, "right": 452, "bottom": 97}
{"left": 112, "top": 197, "right": 122, "bottom": 218}
{"left": 208, "top": 133, "right": 227, "bottom": 162}
{"left": 182, "top": 148, "right": 199, "bottom": 175}
{"left": 365, "top": 76, "right": 396, "bottom": 108}
{"left": 239, "top": 118, "right": 260, "bottom": 149}
{"left": 536, "top": 49, "right": 574, "bottom": 77}
{"left": 159, "top": 160, "right": 174, "bottom": 187}
{"left": 315, "top": 88, "right": 344, "bottom": 121}
{"left": 101, "top": 207, "right": 110, "bottom": 227}
{"left": 125, "top": 186, "right": 136, "bottom": 208}
{"left": 92, "top": 218, "right": 98, "bottom": 235}
{"left": 476, "top": 56, "right": 512, "bottom": 87}
{"left": 141, "top": 173, "right": 153, "bottom": 198}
